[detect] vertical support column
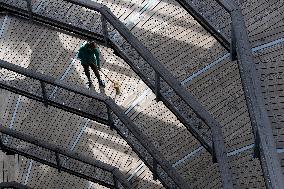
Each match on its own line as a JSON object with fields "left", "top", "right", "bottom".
{"left": 55, "top": 151, "right": 61, "bottom": 173}
{"left": 211, "top": 125, "right": 234, "bottom": 189}
{"left": 230, "top": 22, "right": 237, "bottom": 61}
{"left": 155, "top": 72, "right": 161, "bottom": 102}
{"left": 253, "top": 130, "right": 260, "bottom": 159}
{"left": 14, "top": 154, "right": 19, "bottom": 182}
{"left": 101, "top": 15, "right": 109, "bottom": 45}
{"left": 40, "top": 82, "right": 48, "bottom": 108}
{"left": 25, "top": 0, "right": 33, "bottom": 20}
{"left": 107, "top": 106, "right": 114, "bottom": 130}
{"left": 229, "top": 5, "right": 284, "bottom": 188}
{"left": 211, "top": 140, "right": 217, "bottom": 163}
{"left": 113, "top": 174, "right": 118, "bottom": 189}
{"left": 152, "top": 158, "right": 158, "bottom": 181}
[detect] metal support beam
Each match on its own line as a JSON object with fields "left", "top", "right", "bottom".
{"left": 212, "top": 140, "right": 217, "bottom": 163}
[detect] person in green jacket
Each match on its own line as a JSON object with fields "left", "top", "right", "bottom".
{"left": 78, "top": 42, "right": 105, "bottom": 87}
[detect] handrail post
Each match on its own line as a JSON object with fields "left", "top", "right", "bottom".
{"left": 253, "top": 130, "right": 260, "bottom": 159}
{"left": 211, "top": 125, "right": 234, "bottom": 189}
{"left": 212, "top": 140, "right": 217, "bottom": 163}
{"left": 25, "top": 0, "right": 33, "bottom": 20}
{"left": 228, "top": 3, "right": 284, "bottom": 188}
{"left": 152, "top": 158, "right": 158, "bottom": 181}
{"left": 155, "top": 72, "right": 160, "bottom": 102}
{"left": 0, "top": 135, "right": 14, "bottom": 155}
{"left": 107, "top": 105, "right": 114, "bottom": 130}
{"left": 230, "top": 23, "right": 237, "bottom": 61}
{"left": 40, "top": 81, "right": 48, "bottom": 107}
{"left": 101, "top": 14, "right": 109, "bottom": 46}
{"left": 55, "top": 150, "right": 61, "bottom": 173}
{"left": 0, "top": 135, "right": 6, "bottom": 152}
{"left": 113, "top": 174, "right": 118, "bottom": 189}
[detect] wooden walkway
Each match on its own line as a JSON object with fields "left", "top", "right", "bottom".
{"left": 0, "top": 0, "right": 283, "bottom": 188}
{"left": 255, "top": 42, "right": 284, "bottom": 174}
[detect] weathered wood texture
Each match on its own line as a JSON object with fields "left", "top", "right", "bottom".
{"left": 0, "top": 0, "right": 283, "bottom": 188}
{"left": 0, "top": 15, "right": 162, "bottom": 189}
{"left": 255, "top": 43, "right": 284, "bottom": 174}
{"left": 187, "top": 0, "right": 284, "bottom": 48}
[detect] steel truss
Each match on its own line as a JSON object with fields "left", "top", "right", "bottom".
{"left": 175, "top": 0, "right": 284, "bottom": 188}
{"left": 0, "top": 0, "right": 235, "bottom": 187}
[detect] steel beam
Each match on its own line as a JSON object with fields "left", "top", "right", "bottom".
{"left": 175, "top": 0, "right": 230, "bottom": 51}
{"left": 0, "top": 60, "right": 190, "bottom": 189}
{"left": 0, "top": 126, "right": 131, "bottom": 189}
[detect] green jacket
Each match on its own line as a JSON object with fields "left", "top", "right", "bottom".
{"left": 78, "top": 45, "right": 100, "bottom": 68}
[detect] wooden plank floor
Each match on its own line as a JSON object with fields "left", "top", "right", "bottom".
{"left": 1, "top": 0, "right": 283, "bottom": 188}
{"left": 0, "top": 15, "right": 162, "bottom": 189}
{"left": 255, "top": 42, "right": 284, "bottom": 175}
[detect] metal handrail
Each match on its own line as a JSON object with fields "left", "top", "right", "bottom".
{"left": 177, "top": 0, "right": 284, "bottom": 188}
{"left": 0, "top": 59, "right": 190, "bottom": 189}
{"left": 0, "top": 126, "right": 130, "bottom": 189}
{"left": 218, "top": 1, "right": 284, "bottom": 188}
{"left": 0, "top": 0, "right": 235, "bottom": 187}
{"left": 0, "top": 0, "right": 213, "bottom": 154}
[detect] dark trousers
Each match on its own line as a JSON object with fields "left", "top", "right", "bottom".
{"left": 82, "top": 63, "right": 101, "bottom": 82}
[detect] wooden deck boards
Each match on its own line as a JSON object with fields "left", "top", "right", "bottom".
{"left": 0, "top": 14, "right": 162, "bottom": 189}
{"left": 255, "top": 43, "right": 284, "bottom": 175}
{"left": 1, "top": 0, "right": 283, "bottom": 188}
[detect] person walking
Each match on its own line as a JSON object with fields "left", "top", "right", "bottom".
{"left": 78, "top": 41, "right": 105, "bottom": 88}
